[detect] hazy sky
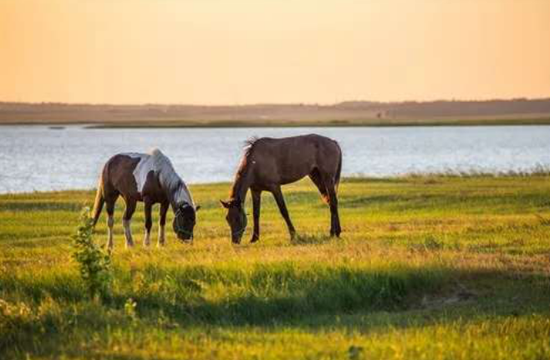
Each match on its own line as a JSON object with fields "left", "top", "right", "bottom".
{"left": 1, "top": 0, "right": 549, "bottom": 104}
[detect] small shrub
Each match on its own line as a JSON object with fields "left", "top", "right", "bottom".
{"left": 72, "top": 207, "right": 112, "bottom": 302}
{"left": 124, "top": 298, "right": 137, "bottom": 320}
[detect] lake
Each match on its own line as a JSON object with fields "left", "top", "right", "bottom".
{"left": 0, "top": 125, "right": 549, "bottom": 193}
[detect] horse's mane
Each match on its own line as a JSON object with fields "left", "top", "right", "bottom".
{"left": 149, "top": 148, "right": 194, "bottom": 207}
{"left": 243, "top": 136, "right": 260, "bottom": 157}
{"left": 229, "top": 137, "right": 260, "bottom": 201}
{"left": 149, "top": 148, "right": 176, "bottom": 174}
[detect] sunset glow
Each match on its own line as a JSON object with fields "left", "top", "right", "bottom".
{"left": 1, "top": 0, "right": 549, "bottom": 104}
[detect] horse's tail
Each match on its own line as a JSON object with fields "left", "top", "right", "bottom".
{"left": 91, "top": 178, "right": 105, "bottom": 227}
{"left": 334, "top": 142, "right": 342, "bottom": 192}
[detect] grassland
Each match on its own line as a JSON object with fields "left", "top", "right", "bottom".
{"left": 1, "top": 175, "right": 550, "bottom": 359}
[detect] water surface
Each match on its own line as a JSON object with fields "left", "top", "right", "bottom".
{"left": 0, "top": 125, "right": 549, "bottom": 193}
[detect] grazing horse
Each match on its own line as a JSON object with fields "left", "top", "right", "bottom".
{"left": 92, "top": 149, "right": 199, "bottom": 249}
{"left": 221, "top": 134, "right": 342, "bottom": 244}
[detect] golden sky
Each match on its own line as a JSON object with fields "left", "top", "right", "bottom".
{"left": 1, "top": 0, "right": 549, "bottom": 104}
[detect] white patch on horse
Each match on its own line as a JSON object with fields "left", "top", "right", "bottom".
{"left": 125, "top": 149, "right": 195, "bottom": 208}
{"left": 125, "top": 153, "right": 152, "bottom": 193}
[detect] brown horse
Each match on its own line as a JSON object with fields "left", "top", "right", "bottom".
{"left": 221, "top": 134, "right": 342, "bottom": 244}
{"left": 92, "top": 149, "right": 199, "bottom": 249}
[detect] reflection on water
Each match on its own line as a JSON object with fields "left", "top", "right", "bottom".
{"left": 0, "top": 125, "right": 549, "bottom": 193}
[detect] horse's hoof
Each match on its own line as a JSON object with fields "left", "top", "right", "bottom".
{"left": 250, "top": 236, "right": 259, "bottom": 243}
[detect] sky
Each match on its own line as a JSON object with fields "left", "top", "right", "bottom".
{"left": 1, "top": 0, "right": 549, "bottom": 105}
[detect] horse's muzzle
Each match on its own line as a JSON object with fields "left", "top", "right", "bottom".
{"left": 177, "top": 233, "right": 193, "bottom": 243}
{"left": 231, "top": 226, "right": 246, "bottom": 244}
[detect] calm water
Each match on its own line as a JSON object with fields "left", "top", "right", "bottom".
{"left": 0, "top": 125, "right": 549, "bottom": 194}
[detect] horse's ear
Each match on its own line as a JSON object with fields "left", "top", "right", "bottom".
{"left": 220, "top": 200, "right": 230, "bottom": 209}
{"left": 195, "top": 205, "right": 201, "bottom": 212}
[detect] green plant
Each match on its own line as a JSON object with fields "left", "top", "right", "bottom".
{"left": 124, "top": 298, "right": 138, "bottom": 322}
{"left": 72, "top": 207, "right": 112, "bottom": 302}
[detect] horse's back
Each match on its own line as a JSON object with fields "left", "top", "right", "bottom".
{"left": 251, "top": 134, "right": 340, "bottom": 184}
{"left": 254, "top": 134, "right": 336, "bottom": 151}
{"left": 100, "top": 153, "right": 147, "bottom": 197}
{"left": 99, "top": 151, "right": 185, "bottom": 205}
{"left": 103, "top": 152, "right": 145, "bottom": 178}
{"left": 302, "top": 134, "right": 341, "bottom": 174}
{"left": 258, "top": 134, "right": 339, "bottom": 160}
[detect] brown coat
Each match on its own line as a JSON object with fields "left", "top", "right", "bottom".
{"left": 222, "top": 134, "right": 342, "bottom": 244}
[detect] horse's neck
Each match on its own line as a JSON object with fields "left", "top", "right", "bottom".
{"left": 230, "top": 162, "right": 253, "bottom": 204}
{"left": 159, "top": 170, "right": 190, "bottom": 209}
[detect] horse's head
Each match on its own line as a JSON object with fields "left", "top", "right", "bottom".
{"left": 220, "top": 199, "right": 247, "bottom": 244}
{"left": 173, "top": 204, "right": 200, "bottom": 242}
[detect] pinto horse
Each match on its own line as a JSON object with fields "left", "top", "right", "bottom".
{"left": 92, "top": 149, "right": 199, "bottom": 248}
{"left": 221, "top": 134, "right": 342, "bottom": 244}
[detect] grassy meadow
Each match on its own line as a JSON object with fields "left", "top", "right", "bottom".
{"left": 1, "top": 175, "right": 550, "bottom": 359}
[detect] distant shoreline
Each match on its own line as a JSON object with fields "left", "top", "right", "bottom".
{"left": 2, "top": 98, "right": 550, "bottom": 128}
{"left": 88, "top": 118, "right": 550, "bottom": 128}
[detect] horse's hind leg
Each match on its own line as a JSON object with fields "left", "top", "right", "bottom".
{"left": 271, "top": 186, "right": 296, "bottom": 239}
{"left": 324, "top": 177, "right": 341, "bottom": 237}
{"left": 311, "top": 169, "right": 340, "bottom": 237}
{"left": 309, "top": 168, "right": 330, "bottom": 204}
{"left": 105, "top": 195, "right": 118, "bottom": 249}
{"left": 122, "top": 198, "right": 137, "bottom": 248}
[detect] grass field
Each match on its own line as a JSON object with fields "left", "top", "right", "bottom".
{"left": 1, "top": 175, "right": 550, "bottom": 359}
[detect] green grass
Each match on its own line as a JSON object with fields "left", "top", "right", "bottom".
{"left": 1, "top": 175, "right": 550, "bottom": 359}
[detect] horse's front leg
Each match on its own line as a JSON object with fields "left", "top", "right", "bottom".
{"left": 158, "top": 201, "right": 169, "bottom": 247}
{"left": 250, "top": 189, "right": 261, "bottom": 243}
{"left": 122, "top": 198, "right": 137, "bottom": 248}
{"left": 271, "top": 186, "right": 296, "bottom": 239}
{"left": 143, "top": 198, "right": 153, "bottom": 247}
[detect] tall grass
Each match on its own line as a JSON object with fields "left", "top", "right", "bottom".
{"left": 1, "top": 175, "right": 550, "bottom": 359}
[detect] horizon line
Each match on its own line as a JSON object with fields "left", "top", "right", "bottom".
{"left": 2, "top": 96, "right": 550, "bottom": 108}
